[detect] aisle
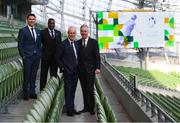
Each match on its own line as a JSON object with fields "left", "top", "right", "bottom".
{"left": 96, "top": 74, "right": 132, "bottom": 122}
{"left": 60, "top": 81, "right": 97, "bottom": 122}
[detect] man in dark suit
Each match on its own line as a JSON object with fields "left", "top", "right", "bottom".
{"left": 40, "top": 18, "right": 61, "bottom": 91}
{"left": 56, "top": 26, "right": 80, "bottom": 116}
{"left": 18, "top": 14, "right": 41, "bottom": 100}
{"left": 78, "top": 24, "right": 100, "bottom": 115}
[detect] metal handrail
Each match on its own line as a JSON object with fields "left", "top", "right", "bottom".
{"left": 101, "top": 56, "right": 176, "bottom": 122}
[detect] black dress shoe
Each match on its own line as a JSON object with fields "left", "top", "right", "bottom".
{"left": 90, "top": 111, "right": 95, "bottom": 115}
{"left": 29, "top": 94, "right": 37, "bottom": 99}
{"left": 23, "top": 95, "right": 29, "bottom": 101}
{"left": 72, "top": 109, "right": 80, "bottom": 115}
{"left": 79, "top": 108, "right": 89, "bottom": 113}
{"left": 67, "top": 111, "right": 74, "bottom": 116}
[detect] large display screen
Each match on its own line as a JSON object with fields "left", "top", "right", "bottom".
{"left": 97, "top": 12, "right": 174, "bottom": 49}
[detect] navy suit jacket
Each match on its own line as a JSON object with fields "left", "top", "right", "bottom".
{"left": 18, "top": 26, "right": 41, "bottom": 58}
{"left": 56, "top": 39, "right": 79, "bottom": 74}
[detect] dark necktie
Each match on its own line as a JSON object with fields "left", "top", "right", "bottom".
{"left": 31, "top": 28, "right": 35, "bottom": 41}
{"left": 71, "top": 41, "right": 78, "bottom": 63}
{"left": 51, "top": 30, "right": 54, "bottom": 38}
{"left": 82, "top": 39, "right": 85, "bottom": 48}
{"left": 71, "top": 41, "right": 73, "bottom": 46}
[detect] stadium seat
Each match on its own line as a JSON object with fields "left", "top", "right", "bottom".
{"left": 29, "top": 109, "right": 42, "bottom": 122}
{"left": 23, "top": 75, "right": 64, "bottom": 122}
{"left": 24, "top": 114, "right": 36, "bottom": 122}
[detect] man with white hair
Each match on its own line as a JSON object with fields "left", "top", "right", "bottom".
{"left": 56, "top": 26, "right": 80, "bottom": 116}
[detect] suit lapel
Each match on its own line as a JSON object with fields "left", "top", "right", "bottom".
{"left": 26, "top": 26, "right": 34, "bottom": 42}
{"left": 46, "top": 28, "right": 51, "bottom": 38}
{"left": 66, "top": 39, "right": 70, "bottom": 47}
{"left": 65, "top": 39, "right": 70, "bottom": 48}
{"left": 35, "top": 28, "right": 38, "bottom": 42}
{"left": 55, "top": 30, "right": 57, "bottom": 38}
{"left": 74, "top": 41, "right": 79, "bottom": 57}
{"left": 81, "top": 38, "right": 90, "bottom": 49}
{"left": 66, "top": 39, "right": 77, "bottom": 60}
{"left": 86, "top": 38, "right": 90, "bottom": 48}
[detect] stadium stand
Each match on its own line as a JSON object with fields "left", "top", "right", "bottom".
{"left": 146, "top": 92, "right": 180, "bottom": 121}
{"left": 1, "top": 0, "right": 180, "bottom": 122}
{"left": 0, "top": 17, "right": 24, "bottom": 113}
{"left": 115, "top": 65, "right": 180, "bottom": 90}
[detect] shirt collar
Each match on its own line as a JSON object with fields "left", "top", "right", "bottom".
{"left": 83, "top": 37, "right": 89, "bottom": 42}
{"left": 28, "top": 25, "right": 35, "bottom": 30}
{"left": 48, "top": 28, "right": 54, "bottom": 32}
{"left": 68, "top": 38, "right": 74, "bottom": 44}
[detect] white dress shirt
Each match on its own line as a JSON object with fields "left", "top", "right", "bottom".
{"left": 82, "top": 37, "right": 89, "bottom": 47}
{"left": 28, "top": 25, "right": 37, "bottom": 41}
{"left": 68, "top": 38, "right": 77, "bottom": 60}
{"left": 48, "top": 28, "right": 55, "bottom": 38}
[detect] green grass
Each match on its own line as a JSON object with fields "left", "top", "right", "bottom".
{"left": 169, "top": 71, "right": 180, "bottom": 79}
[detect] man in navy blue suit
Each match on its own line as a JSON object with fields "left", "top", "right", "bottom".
{"left": 56, "top": 26, "right": 80, "bottom": 116}
{"left": 18, "top": 14, "right": 41, "bottom": 100}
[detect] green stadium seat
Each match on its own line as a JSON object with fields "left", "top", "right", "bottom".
{"left": 24, "top": 114, "right": 36, "bottom": 122}
{"left": 29, "top": 109, "right": 41, "bottom": 122}
{"left": 32, "top": 103, "right": 46, "bottom": 121}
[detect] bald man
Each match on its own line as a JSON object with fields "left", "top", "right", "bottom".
{"left": 56, "top": 26, "right": 80, "bottom": 116}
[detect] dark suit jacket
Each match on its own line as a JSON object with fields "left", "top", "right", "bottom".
{"left": 18, "top": 26, "right": 41, "bottom": 58}
{"left": 41, "top": 28, "right": 61, "bottom": 60}
{"left": 56, "top": 39, "right": 79, "bottom": 74}
{"left": 77, "top": 37, "right": 100, "bottom": 74}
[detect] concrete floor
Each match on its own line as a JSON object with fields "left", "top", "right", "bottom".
{"left": 0, "top": 99, "right": 36, "bottom": 122}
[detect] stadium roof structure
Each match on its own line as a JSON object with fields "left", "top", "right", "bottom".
{"left": 32, "top": 0, "right": 180, "bottom": 38}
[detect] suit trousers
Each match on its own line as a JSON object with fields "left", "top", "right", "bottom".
{"left": 63, "top": 71, "right": 78, "bottom": 111}
{"left": 22, "top": 55, "right": 40, "bottom": 95}
{"left": 79, "top": 68, "right": 95, "bottom": 111}
{"left": 40, "top": 56, "right": 58, "bottom": 91}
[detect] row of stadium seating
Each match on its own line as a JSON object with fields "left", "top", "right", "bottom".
{"left": 0, "top": 36, "right": 17, "bottom": 43}
{"left": 146, "top": 92, "right": 180, "bottom": 121}
{"left": 115, "top": 66, "right": 180, "bottom": 90}
{"left": 0, "top": 45, "right": 19, "bottom": 64}
{"left": 0, "top": 21, "right": 24, "bottom": 29}
{"left": 0, "top": 21, "right": 20, "bottom": 65}
{"left": 23, "top": 75, "right": 64, "bottom": 122}
{"left": 0, "top": 20, "right": 23, "bottom": 113}
{"left": 0, "top": 60, "right": 23, "bottom": 112}
{"left": 0, "top": 27, "right": 19, "bottom": 34}
{"left": 94, "top": 79, "right": 116, "bottom": 122}
{"left": 169, "top": 71, "right": 180, "bottom": 79}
